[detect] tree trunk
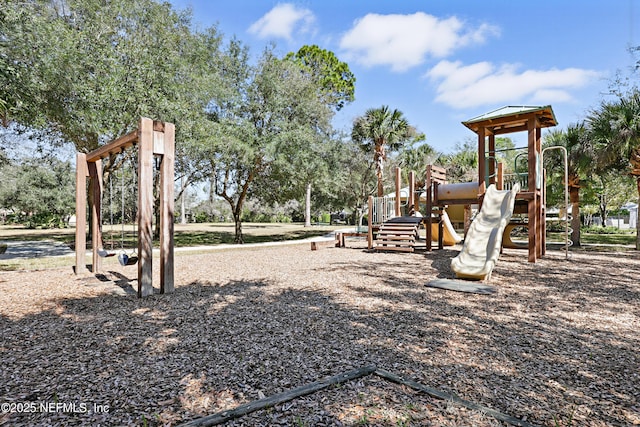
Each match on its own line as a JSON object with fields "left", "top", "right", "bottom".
{"left": 233, "top": 210, "right": 243, "bottom": 244}
{"left": 569, "top": 186, "right": 581, "bottom": 247}
{"left": 375, "top": 143, "right": 385, "bottom": 197}
{"left": 180, "top": 176, "right": 187, "bottom": 224}
{"left": 304, "top": 182, "right": 312, "bottom": 227}
{"left": 599, "top": 194, "right": 607, "bottom": 227}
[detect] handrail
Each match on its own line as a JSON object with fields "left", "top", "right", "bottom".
{"left": 541, "top": 146, "right": 570, "bottom": 260}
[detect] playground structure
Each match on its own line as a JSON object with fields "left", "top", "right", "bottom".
{"left": 451, "top": 183, "right": 520, "bottom": 280}
{"left": 366, "top": 166, "right": 466, "bottom": 252}
{"left": 463, "top": 105, "right": 559, "bottom": 263}
{"left": 366, "top": 105, "right": 567, "bottom": 268}
{"left": 75, "top": 117, "right": 175, "bottom": 297}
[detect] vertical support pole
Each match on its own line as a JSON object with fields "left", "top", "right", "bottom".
{"left": 138, "top": 118, "right": 154, "bottom": 297}
{"left": 394, "top": 167, "right": 401, "bottom": 217}
{"left": 488, "top": 133, "right": 496, "bottom": 186}
{"left": 536, "top": 123, "right": 544, "bottom": 258}
{"left": 463, "top": 205, "right": 471, "bottom": 237}
{"left": 88, "top": 159, "right": 102, "bottom": 273}
{"left": 527, "top": 118, "right": 537, "bottom": 263}
{"left": 541, "top": 168, "right": 547, "bottom": 256}
{"left": 408, "top": 170, "right": 415, "bottom": 214}
{"left": 425, "top": 167, "right": 433, "bottom": 251}
{"left": 497, "top": 162, "right": 504, "bottom": 190}
{"left": 367, "top": 196, "right": 373, "bottom": 250}
{"left": 159, "top": 122, "right": 175, "bottom": 294}
{"left": 75, "top": 153, "right": 88, "bottom": 274}
{"left": 478, "top": 127, "right": 486, "bottom": 194}
{"left": 438, "top": 206, "right": 444, "bottom": 250}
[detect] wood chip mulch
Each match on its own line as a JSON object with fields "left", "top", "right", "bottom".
{"left": 0, "top": 241, "right": 639, "bottom": 426}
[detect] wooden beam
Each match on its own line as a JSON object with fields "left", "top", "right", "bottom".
{"left": 470, "top": 111, "right": 542, "bottom": 133}
{"left": 425, "top": 167, "right": 433, "bottom": 251}
{"left": 180, "top": 366, "right": 377, "bottom": 427}
{"left": 478, "top": 126, "right": 486, "bottom": 194}
{"left": 395, "top": 167, "right": 401, "bottom": 216}
{"left": 75, "top": 153, "right": 88, "bottom": 274}
{"left": 491, "top": 123, "right": 529, "bottom": 135}
{"left": 488, "top": 133, "right": 496, "bottom": 186}
{"left": 367, "top": 196, "right": 373, "bottom": 250}
{"left": 527, "top": 118, "right": 537, "bottom": 263}
{"left": 88, "top": 159, "right": 102, "bottom": 273}
{"left": 408, "top": 170, "right": 415, "bottom": 214}
{"left": 85, "top": 129, "right": 138, "bottom": 163}
{"left": 138, "top": 118, "right": 154, "bottom": 297}
{"left": 374, "top": 369, "right": 538, "bottom": 427}
{"left": 310, "top": 239, "right": 340, "bottom": 250}
{"left": 160, "top": 122, "right": 175, "bottom": 294}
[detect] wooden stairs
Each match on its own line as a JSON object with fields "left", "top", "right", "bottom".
{"left": 374, "top": 221, "right": 419, "bottom": 253}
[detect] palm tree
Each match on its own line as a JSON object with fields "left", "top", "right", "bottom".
{"left": 544, "top": 123, "right": 593, "bottom": 247}
{"left": 352, "top": 106, "right": 422, "bottom": 196}
{"left": 436, "top": 139, "right": 478, "bottom": 183}
{"left": 396, "top": 142, "right": 438, "bottom": 186}
{"left": 587, "top": 89, "right": 640, "bottom": 249}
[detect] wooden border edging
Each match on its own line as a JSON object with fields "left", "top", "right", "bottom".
{"left": 178, "top": 365, "right": 376, "bottom": 426}
{"left": 178, "top": 366, "right": 538, "bottom": 427}
{"left": 374, "top": 369, "right": 537, "bottom": 427}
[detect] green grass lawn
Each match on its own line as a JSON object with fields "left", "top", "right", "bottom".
{"left": 0, "top": 222, "right": 348, "bottom": 271}
{"left": 0, "top": 222, "right": 636, "bottom": 271}
{"left": 531, "top": 230, "right": 635, "bottom": 249}
{"left": 0, "top": 222, "right": 346, "bottom": 246}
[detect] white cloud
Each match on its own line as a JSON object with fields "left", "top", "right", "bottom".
{"left": 339, "top": 12, "right": 499, "bottom": 72}
{"left": 426, "top": 60, "right": 602, "bottom": 109}
{"left": 248, "top": 3, "right": 316, "bottom": 41}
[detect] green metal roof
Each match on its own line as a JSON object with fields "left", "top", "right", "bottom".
{"left": 462, "top": 105, "right": 557, "bottom": 134}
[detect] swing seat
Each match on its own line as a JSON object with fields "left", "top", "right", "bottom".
{"left": 118, "top": 253, "right": 129, "bottom": 266}
{"left": 118, "top": 253, "right": 138, "bottom": 266}
{"left": 98, "top": 248, "right": 116, "bottom": 258}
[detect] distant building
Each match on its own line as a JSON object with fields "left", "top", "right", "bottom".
{"left": 592, "top": 202, "right": 637, "bottom": 229}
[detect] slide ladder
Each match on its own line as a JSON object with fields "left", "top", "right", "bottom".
{"left": 374, "top": 217, "right": 422, "bottom": 253}
{"left": 451, "top": 184, "right": 519, "bottom": 280}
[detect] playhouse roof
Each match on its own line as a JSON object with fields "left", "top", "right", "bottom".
{"left": 462, "top": 105, "right": 557, "bottom": 135}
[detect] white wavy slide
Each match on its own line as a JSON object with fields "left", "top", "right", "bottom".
{"left": 451, "top": 183, "right": 520, "bottom": 281}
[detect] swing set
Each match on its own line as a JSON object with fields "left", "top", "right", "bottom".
{"left": 97, "top": 155, "right": 139, "bottom": 267}
{"left": 75, "top": 117, "right": 175, "bottom": 297}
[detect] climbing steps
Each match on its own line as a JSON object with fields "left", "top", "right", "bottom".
{"left": 374, "top": 220, "right": 420, "bottom": 253}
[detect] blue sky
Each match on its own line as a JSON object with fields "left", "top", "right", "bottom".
{"left": 169, "top": 0, "right": 639, "bottom": 153}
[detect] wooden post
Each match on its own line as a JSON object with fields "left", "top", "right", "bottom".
{"left": 478, "top": 127, "right": 486, "bottom": 194}
{"left": 75, "top": 153, "right": 88, "bottom": 274}
{"left": 138, "top": 118, "right": 154, "bottom": 297}
{"left": 425, "top": 167, "right": 433, "bottom": 251}
{"left": 488, "top": 133, "right": 496, "bottom": 186}
{"left": 536, "top": 122, "right": 544, "bottom": 258}
{"left": 158, "top": 121, "right": 175, "bottom": 294}
{"left": 463, "top": 205, "right": 471, "bottom": 237}
{"left": 541, "top": 168, "right": 546, "bottom": 256}
{"left": 88, "top": 159, "right": 102, "bottom": 273}
{"left": 497, "top": 162, "right": 504, "bottom": 190}
{"left": 74, "top": 118, "right": 175, "bottom": 297}
{"left": 527, "top": 118, "right": 537, "bottom": 263}
{"left": 395, "top": 167, "right": 401, "bottom": 217}
{"left": 367, "top": 196, "right": 373, "bottom": 250}
{"left": 408, "top": 170, "right": 415, "bottom": 214}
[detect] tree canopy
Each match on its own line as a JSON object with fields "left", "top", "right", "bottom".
{"left": 203, "top": 46, "right": 335, "bottom": 242}
{"left": 1, "top": 0, "right": 222, "bottom": 155}
{"left": 285, "top": 44, "right": 356, "bottom": 112}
